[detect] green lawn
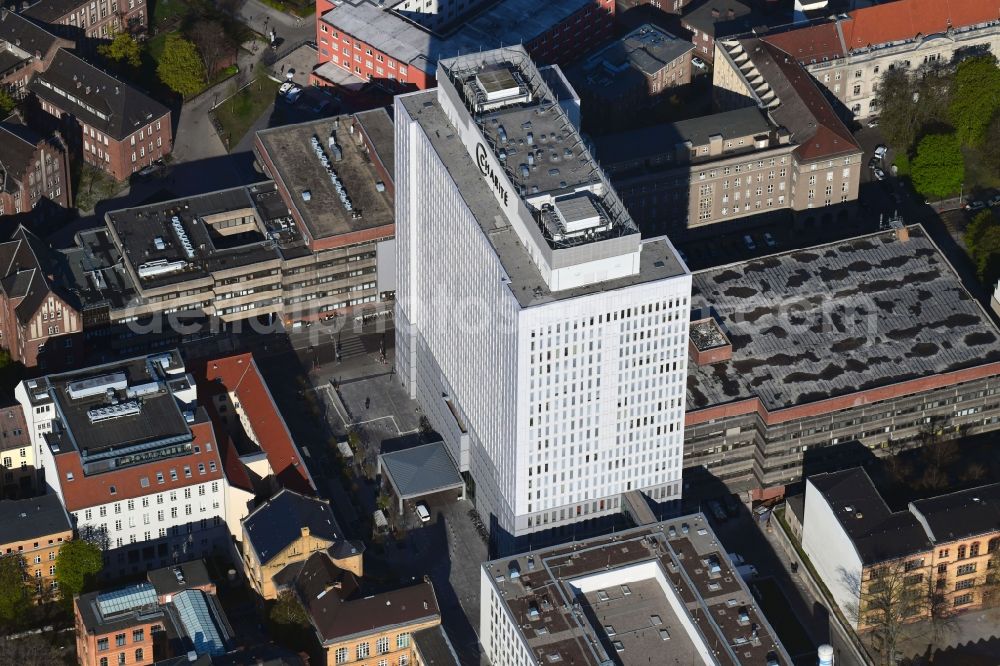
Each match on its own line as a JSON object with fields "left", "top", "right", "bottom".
{"left": 210, "top": 76, "right": 281, "bottom": 149}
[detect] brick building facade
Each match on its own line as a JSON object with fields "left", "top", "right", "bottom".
{"left": 28, "top": 49, "right": 171, "bottom": 182}
{"left": 23, "top": 0, "right": 148, "bottom": 43}
{"left": 0, "top": 117, "right": 71, "bottom": 217}
{"left": 0, "top": 9, "right": 73, "bottom": 98}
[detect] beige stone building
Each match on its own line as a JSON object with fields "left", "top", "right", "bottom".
{"left": 763, "top": 0, "right": 1000, "bottom": 121}
{"left": 594, "top": 36, "right": 862, "bottom": 238}
{"left": 242, "top": 488, "right": 363, "bottom": 600}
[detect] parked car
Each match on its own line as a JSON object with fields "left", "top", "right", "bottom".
{"left": 873, "top": 166, "right": 886, "bottom": 180}
{"left": 763, "top": 232, "right": 777, "bottom": 249}
{"left": 743, "top": 234, "right": 756, "bottom": 251}
{"left": 692, "top": 56, "right": 707, "bottom": 70}
{"left": 134, "top": 159, "right": 165, "bottom": 180}
{"left": 415, "top": 501, "right": 431, "bottom": 523}
{"left": 867, "top": 117, "right": 879, "bottom": 128}
{"left": 874, "top": 144, "right": 889, "bottom": 160}
{"left": 723, "top": 494, "right": 741, "bottom": 516}
{"left": 965, "top": 200, "right": 987, "bottom": 213}
{"left": 988, "top": 194, "right": 1000, "bottom": 207}
{"left": 868, "top": 157, "right": 879, "bottom": 170}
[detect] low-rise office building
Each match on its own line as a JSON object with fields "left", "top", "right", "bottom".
{"left": 680, "top": 0, "right": 753, "bottom": 64}
{"left": 763, "top": 0, "right": 1000, "bottom": 120}
{"left": 683, "top": 225, "right": 1000, "bottom": 500}
{"left": 481, "top": 515, "right": 792, "bottom": 665}
{"left": 0, "top": 493, "right": 72, "bottom": 596}
{"left": 75, "top": 560, "right": 231, "bottom": 666}
{"left": 16, "top": 351, "right": 234, "bottom": 578}
{"left": 28, "top": 49, "right": 171, "bottom": 182}
{"left": 802, "top": 468, "right": 1000, "bottom": 630}
{"left": 596, "top": 36, "right": 862, "bottom": 238}
{"left": 568, "top": 24, "right": 693, "bottom": 131}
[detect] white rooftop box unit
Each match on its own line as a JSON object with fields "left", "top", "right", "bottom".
{"left": 554, "top": 193, "right": 603, "bottom": 233}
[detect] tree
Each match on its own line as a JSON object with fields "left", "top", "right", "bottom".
{"left": 0, "top": 633, "right": 67, "bottom": 665}
{"left": 910, "top": 132, "right": 964, "bottom": 199}
{"left": 983, "top": 112, "right": 1000, "bottom": 177}
{"left": 985, "top": 540, "right": 1000, "bottom": 607}
{"left": 950, "top": 55, "right": 1000, "bottom": 147}
{"left": 875, "top": 63, "right": 953, "bottom": 153}
{"left": 0, "top": 89, "right": 15, "bottom": 115}
{"left": 842, "top": 559, "right": 929, "bottom": 666}
{"left": 0, "top": 554, "right": 31, "bottom": 628}
{"left": 97, "top": 32, "right": 141, "bottom": 69}
{"left": 965, "top": 209, "right": 996, "bottom": 256}
{"left": 188, "top": 20, "right": 233, "bottom": 81}
{"left": 270, "top": 590, "right": 309, "bottom": 627}
{"left": 157, "top": 34, "right": 206, "bottom": 98}
{"left": 54, "top": 539, "right": 103, "bottom": 603}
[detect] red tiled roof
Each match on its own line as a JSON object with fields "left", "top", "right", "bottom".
{"left": 842, "top": 0, "right": 1000, "bottom": 52}
{"left": 762, "top": 22, "right": 844, "bottom": 62}
{"left": 764, "top": 0, "right": 1000, "bottom": 63}
{"left": 194, "top": 354, "right": 316, "bottom": 496}
{"left": 55, "top": 421, "right": 225, "bottom": 513}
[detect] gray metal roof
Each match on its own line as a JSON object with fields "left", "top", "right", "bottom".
{"left": 379, "top": 441, "right": 464, "bottom": 499}
{"left": 172, "top": 589, "right": 228, "bottom": 656}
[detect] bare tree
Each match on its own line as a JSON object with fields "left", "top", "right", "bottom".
{"left": 985, "top": 540, "right": 1000, "bottom": 607}
{"left": 0, "top": 633, "right": 65, "bottom": 665}
{"left": 841, "top": 559, "right": 929, "bottom": 666}
{"left": 188, "top": 20, "right": 234, "bottom": 81}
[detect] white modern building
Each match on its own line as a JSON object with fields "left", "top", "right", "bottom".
{"left": 395, "top": 46, "right": 692, "bottom": 547}
{"left": 480, "top": 516, "right": 792, "bottom": 665}
{"left": 15, "top": 351, "right": 241, "bottom": 577}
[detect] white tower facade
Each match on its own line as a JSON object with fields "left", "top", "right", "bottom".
{"left": 395, "top": 47, "right": 691, "bottom": 545}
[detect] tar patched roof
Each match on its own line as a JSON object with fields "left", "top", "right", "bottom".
{"left": 147, "top": 559, "right": 213, "bottom": 597}
{"left": 687, "top": 226, "right": 1000, "bottom": 412}
{"left": 321, "top": 0, "right": 592, "bottom": 75}
{"left": 808, "top": 469, "right": 933, "bottom": 565}
{"left": 30, "top": 49, "right": 169, "bottom": 140}
{"left": 576, "top": 23, "right": 693, "bottom": 91}
{"left": 255, "top": 116, "right": 394, "bottom": 242}
{"left": 23, "top": 0, "right": 90, "bottom": 22}
{"left": 379, "top": 441, "right": 464, "bottom": 499}
{"left": 243, "top": 489, "right": 342, "bottom": 564}
{"left": 0, "top": 493, "right": 71, "bottom": 545}
{"left": 413, "top": 626, "right": 461, "bottom": 665}
{"left": 911, "top": 483, "right": 1000, "bottom": 544}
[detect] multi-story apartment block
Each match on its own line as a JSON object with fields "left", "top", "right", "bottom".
{"left": 680, "top": 0, "right": 753, "bottom": 64}
{"left": 242, "top": 488, "right": 362, "bottom": 600}
{"left": 0, "top": 402, "right": 36, "bottom": 497}
{"left": 568, "top": 24, "right": 693, "bottom": 131}
{"left": 0, "top": 9, "right": 73, "bottom": 98}
{"left": 396, "top": 47, "right": 692, "bottom": 549}
{"left": 75, "top": 560, "right": 231, "bottom": 666}
{"left": 15, "top": 351, "right": 235, "bottom": 578}
{"left": 683, "top": 225, "right": 1000, "bottom": 501}
{"left": 0, "top": 493, "right": 72, "bottom": 596}
{"left": 803, "top": 468, "right": 1000, "bottom": 630}
{"left": 598, "top": 36, "right": 862, "bottom": 238}
{"left": 28, "top": 49, "right": 171, "bottom": 182}
{"left": 480, "top": 515, "right": 792, "bottom": 665}
{"left": 313, "top": 0, "right": 615, "bottom": 92}
{"left": 23, "top": 0, "right": 148, "bottom": 42}
{"left": 0, "top": 225, "right": 82, "bottom": 368}
{"left": 763, "top": 0, "right": 1000, "bottom": 120}
{"left": 0, "top": 117, "right": 71, "bottom": 216}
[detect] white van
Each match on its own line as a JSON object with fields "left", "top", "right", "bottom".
{"left": 415, "top": 502, "right": 431, "bottom": 523}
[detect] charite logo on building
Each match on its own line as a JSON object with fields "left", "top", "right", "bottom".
{"left": 476, "top": 143, "right": 510, "bottom": 207}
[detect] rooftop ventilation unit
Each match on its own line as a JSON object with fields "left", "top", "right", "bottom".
{"left": 67, "top": 372, "right": 128, "bottom": 400}
{"left": 87, "top": 400, "right": 142, "bottom": 423}
{"left": 138, "top": 259, "right": 188, "bottom": 279}
{"left": 170, "top": 216, "right": 195, "bottom": 259}
{"left": 473, "top": 66, "right": 532, "bottom": 111}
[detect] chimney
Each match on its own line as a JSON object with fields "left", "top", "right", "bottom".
{"left": 300, "top": 526, "right": 310, "bottom": 538}
{"left": 85, "top": 85, "right": 91, "bottom": 95}
{"left": 897, "top": 226, "right": 910, "bottom": 243}
{"left": 727, "top": 8, "right": 735, "bottom": 19}
{"left": 711, "top": 7, "right": 719, "bottom": 18}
